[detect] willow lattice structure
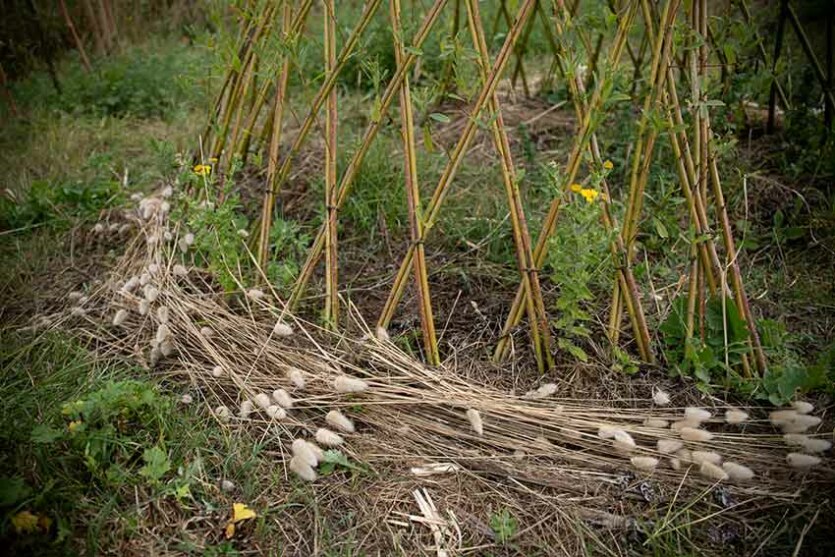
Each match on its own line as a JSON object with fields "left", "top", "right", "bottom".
{"left": 200, "top": 0, "right": 792, "bottom": 375}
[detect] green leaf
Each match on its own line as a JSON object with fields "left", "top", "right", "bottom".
{"left": 490, "top": 508, "right": 518, "bottom": 544}
{"left": 428, "top": 112, "right": 450, "bottom": 123}
{"left": 653, "top": 217, "right": 669, "bottom": 239}
{"left": 30, "top": 424, "right": 63, "bottom": 444}
{"left": 139, "top": 446, "right": 171, "bottom": 483}
{"left": 0, "top": 476, "right": 31, "bottom": 507}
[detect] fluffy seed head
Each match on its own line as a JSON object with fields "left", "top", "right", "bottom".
{"left": 783, "top": 433, "right": 807, "bottom": 446}
{"left": 178, "top": 238, "right": 189, "bottom": 253}
{"left": 792, "top": 414, "right": 822, "bottom": 429}
{"left": 292, "top": 439, "right": 319, "bottom": 467}
{"left": 787, "top": 453, "right": 821, "bottom": 469}
{"left": 148, "top": 264, "right": 160, "bottom": 275}
{"left": 180, "top": 394, "right": 193, "bottom": 404}
{"left": 675, "top": 449, "right": 693, "bottom": 463}
{"left": 725, "top": 409, "right": 749, "bottom": 424}
{"left": 272, "top": 389, "right": 293, "bottom": 409}
{"left": 631, "top": 456, "right": 659, "bottom": 472}
{"left": 326, "top": 410, "right": 355, "bottom": 433}
{"left": 112, "top": 309, "right": 129, "bottom": 326}
{"left": 525, "top": 382, "right": 558, "bottom": 399}
{"left": 140, "top": 273, "right": 151, "bottom": 286}
{"left": 671, "top": 419, "right": 700, "bottom": 432}
{"left": 684, "top": 407, "right": 712, "bottom": 422}
{"left": 289, "top": 455, "right": 317, "bottom": 482}
{"left": 221, "top": 479, "right": 235, "bottom": 492}
{"left": 288, "top": 368, "right": 305, "bottom": 389}
{"left": 247, "top": 288, "right": 265, "bottom": 301}
{"left": 122, "top": 276, "right": 140, "bottom": 293}
{"left": 613, "top": 430, "right": 636, "bottom": 452}
{"left": 273, "top": 321, "right": 293, "bottom": 337}
{"left": 200, "top": 327, "right": 213, "bottom": 338}
{"left": 722, "top": 462, "right": 755, "bottom": 481}
{"left": 769, "top": 409, "right": 798, "bottom": 426}
{"left": 801, "top": 438, "right": 831, "bottom": 453}
{"left": 644, "top": 418, "right": 670, "bottom": 428}
{"left": 375, "top": 326, "right": 390, "bottom": 341}
{"left": 155, "top": 323, "right": 171, "bottom": 344}
{"left": 657, "top": 439, "right": 683, "bottom": 454}
{"left": 118, "top": 223, "right": 131, "bottom": 235}
{"left": 315, "top": 428, "right": 344, "bottom": 447}
{"left": 334, "top": 376, "right": 369, "bottom": 393}
{"left": 699, "top": 461, "right": 729, "bottom": 481}
{"left": 254, "top": 393, "right": 272, "bottom": 410}
{"left": 173, "top": 264, "right": 188, "bottom": 276}
{"left": 143, "top": 285, "right": 159, "bottom": 302}
{"left": 156, "top": 306, "right": 169, "bottom": 323}
{"left": 70, "top": 306, "right": 86, "bottom": 317}
{"left": 265, "top": 405, "right": 286, "bottom": 419}
{"left": 138, "top": 299, "right": 150, "bottom": 315}
{"left": 68, "top": 291, "right": 84, "bottom": 301}
{"left": 239, "top": 400, "right": 254, "bottom": 418}
{"left": 597, "top": 425, "right": 619, "bottom": 439}
{"left": 679, "top": 427, "right": 713, "bottom": 442}
{"left": 183, "top": 232, "right": 195, "bottom": 245}
{"left": 215, "top": 406, "right": 230, "bottom": 422}
{"left": 466, "top": 409, "right": 484, "bottom": 435}
{"left": 691, "top": 451, "right": 722, "bottom": 466}
{"left": 653, "top": 389, "right": 671, "bottom": 406}
{"left": 669, "top": 457, "right": 683, "bottom": 471}
{"left": 211, "top": 365, "right": 223, "bottom": 378}
{"left": 792, "top": 401, "right": 814, "bottom": 414}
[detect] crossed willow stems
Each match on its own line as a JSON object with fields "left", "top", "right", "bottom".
{"left": 204, "top": 0, "right": 767, "bottom": 375}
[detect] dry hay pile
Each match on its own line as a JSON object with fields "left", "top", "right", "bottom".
{"left": 39, "top": 185, "right": 834, "bottom": 554}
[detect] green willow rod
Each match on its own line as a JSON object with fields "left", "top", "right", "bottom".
{"left": 265, "top": 0, "right": 384, "bottom": 197}
{"left": 258, "top": 1, "right": 294, "bottom": 271}
{"left": 465, "top": 0, "right": 553, "bottom": 369}
{"left": 494, "top": 0, "right": 637, "bottom": 362}
{"left": 376, "top": 0, "right": 539, "bottom": 345}
{"left": 323, "top": 0, "right": 339, "bottom": 330}
{"left": 391, "top": 0, "right": 440, "bottom": 365}
{"left": 288, "top": 0, "right": 451, "bottom": 309}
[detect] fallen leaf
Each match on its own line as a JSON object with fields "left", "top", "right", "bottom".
{"left": 232, "top": 502, "right": 256, "bottom": 522}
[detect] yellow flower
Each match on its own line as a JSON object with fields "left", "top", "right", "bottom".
{"left": 225, "top": 502, "right": 257, "bottom": 539}
{"left": 603, "top": 159, "right": 614, "bottom": 170}
{"left": 11, "top": 511, "right": 39, "bottom": 534}
{"left": 68, "top": 420, "right": 83, "bottom": 434}
{"left": 569, "top": 183, "right": 583, "bottom": 193}
{"left": 208, "top": 157, "right": 218, "bottom": 163}
{"left": 193, "top": 164, "right": 211, "bottom": 176}
{"left": 580, "top": 188, "right": 599, "bottom": 204}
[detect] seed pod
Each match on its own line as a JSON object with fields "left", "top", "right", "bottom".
{"left": 173, "top": 264, "right": 188, "bottom": 276}
{"left": 112, "top": 309, "right": 129, "bottom": 326}
{"left": 684, "top": 407, "right": 712, "bottom": 422}
{"left": 180, "top": 394, "right": 193, "bottom": 404}
{"left": 787, "top": 453, "right": 821, "bottom": 469}
{"left": 292, "top": 439, "right": 319, "bottom": 467}
{"left": 200, "top": 327, "right": 213, "bottom": 338}
{"left": 273, "top": 321, "right": 293, "bottom": 337}
{"left": 792, "top": 401, "right": 814, "bottom": 414}
{"left": 289, "top": 455, "right": 317, "bottom": 482}
{"left": 671, "top": 419, "right": 700, "bottom": 432}
{"left": 699, "top": 461, "right": 728, "bottom": 481}
{"left": 288, "top": 368, "right": 305, "bottom": 389}
{"left": 149, "top": 345, "right": 161, "bottom": 366}
{"left": 118, "top": 223, "right": 131, "bottom": 235}
{"left": 325, "top": 410, "right": 355, "bottom": 433}
{"left": 247, "top": 288, "right": 265, "bottom": 301}
{"left": 643, "top": 418, "right": 669, "bottom": 428}
{"left": 184, "top": 232, "right": 195, "bottom": 245}
{"left": 140, "top": 273, "right": 151, "bottom": 286}
{"left": 139, "top": 299, "right": 150, "bottom": 315}
{"left": 211, "top": 365, "right": 224, "bottom": 378}
{"left": 691, "top": 451, "right": 722, "bottom": 466}
{"left": 122, "top": 276, "right": 140, "bottom": 293}
{"left": 375, "top": 326, "right": 390, "bottom": 341}
{"left": 679, "top": 427, "right": 713, "bottom": 442}
{"left": 725, "top": 409, "right": 749, "bottom": 424}
{"left": 466, "top": 409, "right": 483, "bottom": 435}
{"left": 653, "top": 389, "right": 671, "bottom": 406}
{"left": 800, "top": 438, "right": 831, "bottom": 453}
{"left": 178, "top": 238, "right": 189, "bottom": 253}
{"left": 254, "top": 393, "right": 272, "bottom": 410}
{"left": 722, "top": 462, "right": 755, "bottom": 481}
{"left": 669, "top": 457, "right": 683, "bottom": 471}
{"left": 221, "top": 479, "right": 235, "bottom": 492}
{"left": 631, "top": 456, "right": 659, "bottom": 472}
{"left": 783, "top": 433, "right": 808, "bottom": 446}
{"left": 144, "top": 285, "right": 159, "bottom": 302}
{"left": 315, "top": 428, "right": 344, "bottom": 447}
{"left": 272, "top": 389, "right": 293, "bottom": 409}
{"left": 657, "top": 439, "right": 683, "bottom": 454}
{"left": 792, "top": 415, "right": 821, "bottom": 429}
{"left": 334, "top": 376, "right": 369, "bottom": 393}
{"left": 266, "top": 405, "right": 286, "bottom": 419}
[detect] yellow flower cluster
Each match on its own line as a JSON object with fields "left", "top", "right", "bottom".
{"left": 569, "top": 183, "right": 600, "bottom": 204}
{"left": 193, "top": 164, "right": 212, "bottom": 176}
{"left": 603, "top": 159, "right": 614, "bottom": 170}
